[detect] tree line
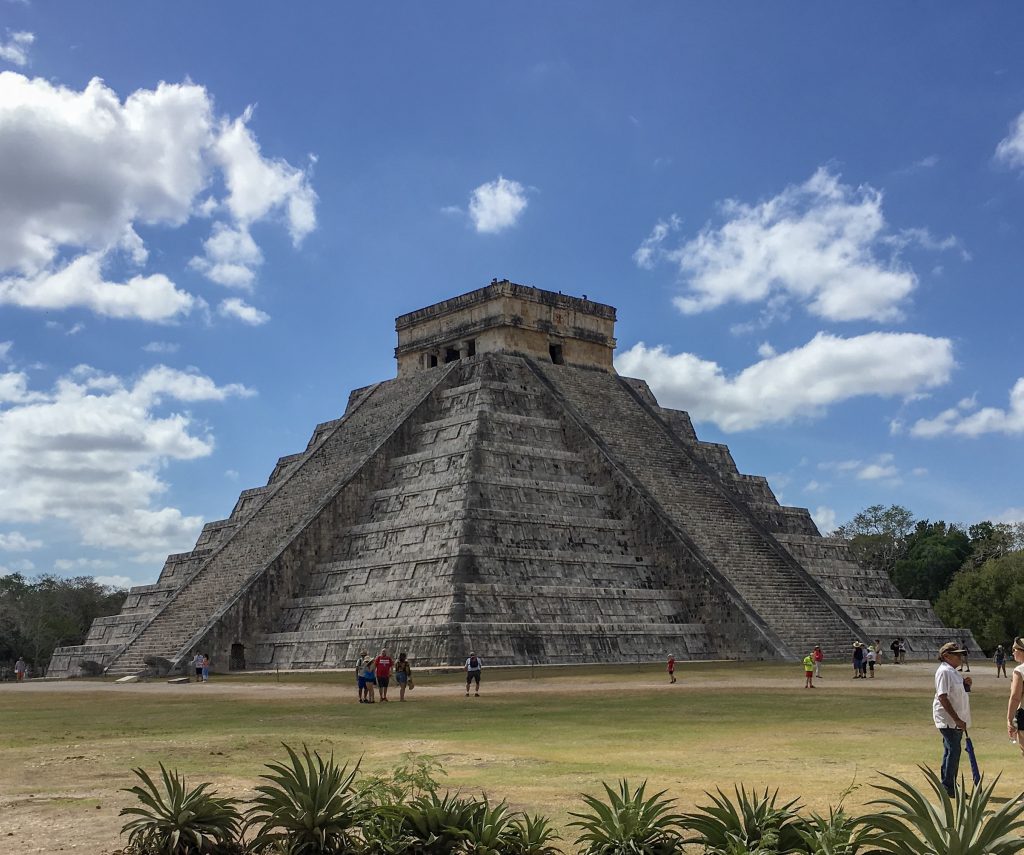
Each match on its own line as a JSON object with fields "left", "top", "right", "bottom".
{"left": 0, "top": 573, "right": 127, "bottom": 677}
{"left": 835, "top": 504, "right": 1024, "bottom": 653}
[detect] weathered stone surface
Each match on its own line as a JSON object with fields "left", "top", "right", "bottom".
{"left": 50, "top": 281, "right": 978, "bottom": 677}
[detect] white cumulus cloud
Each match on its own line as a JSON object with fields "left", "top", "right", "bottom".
{"left": 0, "top": 363, "right": 253, "bottom": 561}
{"left": 189, "top": 223, "right": 263, "bottom": 288}
{"left": 218, "top": 297, "right": 269, "bottom": 326}
{"left": 93, "top": 574, "right": 133, "bottom": 589}
{"left": 468, "top": 176, "right": 528, "bottom": 233}
{"left": 0, "top": 30, "right": 33, "bottom": 66}
{"left": 0, "top": 531, "right": 41, "bottom": 551}
{"left": 812, "top": 506, "right": 837, "bottom": 534}
{"left": 911, "top": 378, "right": 1024, "bottom": 438}
{"left": 615, "top": 331, "right": 954, "bottom": 432}
{"left": 0, "top": 71, "right": 317, "bottom": 319}
{"left": 633, "top": 168, "right": 960, "bottom": 323}
{"left": 996, "top": 111, "right": 1024, "bottom": 170}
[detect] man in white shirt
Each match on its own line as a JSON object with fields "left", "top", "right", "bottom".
{"left": 933, "top": 642, "right": 973, "bottom": 797}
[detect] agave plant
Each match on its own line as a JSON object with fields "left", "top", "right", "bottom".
{"left": 245, "top": 744, "right": 362, "bottom": 854}
{"left": 505, "top": 813, "right": 561, "bottom": 855}
{"left": 680, "top": 785, "right": 804, "bottom": 854}
{"left": 861, "top": 766, "right": 1024, "bottom": 855}
{"left": 796, "top": 806, "right": 875, "bottom": 855}
{"left": 462, "top": 797, "right": 519, "bottom": 855}
{"left": 568, "top": 779, "right": 684, "bottom": 855}
{"left": 119, "top": 764, "right": 242, "bottom": 854}
{"left": 386, "top": 790, "right": 481, "bottom": 854}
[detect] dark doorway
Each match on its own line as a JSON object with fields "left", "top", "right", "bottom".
{"left": 229, "top": 643, "right": 246, "bottom": 671}
{"left": 467, "top": 339, "right": 477, "bottom": 357}
{"left": 428, "top": 354, "right": 438, "bottom": 367}
{"left": 549, "top": 344, "right": 564, "bottom": 364}
{"left": 444, "top": 347, "right": 460, "bottom": 363}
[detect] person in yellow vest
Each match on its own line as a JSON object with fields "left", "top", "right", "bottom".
{"left": 803, "top": 653, "right": 815, "bottom": 688}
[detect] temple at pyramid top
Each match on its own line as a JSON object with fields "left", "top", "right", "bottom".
{"left": 395, "top": 279, "right": 617, "bottom": 375}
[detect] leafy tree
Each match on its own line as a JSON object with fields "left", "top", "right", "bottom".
{"left": 835, "top": 504, "right": 916, "bottom": 582}
{"left": 891, "top": 520, "right": 971, "bottom": 602}
{"left": 0, "top": 573, "right": 127, "bottom": 674}
{"left": 964, "top": 521, "right": 1024, "bottom": 570}
{"left": 935, "top": 551, "right": 1024, "bottom": 653}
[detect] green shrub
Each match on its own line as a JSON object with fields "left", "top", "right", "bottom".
{"left": 568, "top": 779, "right": 684, "bottom": 855}
{"left": 119, "top": 764, "right": 242, "bottom": 854}
{"left": 861, "top": 766, "right": 1024, "bottom": 855}
{"left": 680, "top": 786, "right": 804, "bottom": 854}
{"left": 385, "top": 791, "right": 480, "bottom": 854}
{"left": 505, "top": 813, "right": 561, "bottom": 855}
{"left": 245, "top": 744, "right": 362, "bottom": 854}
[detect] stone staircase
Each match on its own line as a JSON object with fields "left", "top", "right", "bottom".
{"left": 97, "top": 367, "right": 453, "bottom": 675}
{"left": 530, "top": 360, "right": 863, "bottom": 659}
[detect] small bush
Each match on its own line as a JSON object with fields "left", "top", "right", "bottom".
{"left": 79, "top": 659, "right": 105, "bottom": 676}
{"left": 861, "top": 766, "right": 1024, "bottom": 855}
{"left": 245, "top": 744, "right": 362, "bottom": 854}
{"left": 569, "top": 779, "right": 684, "bottom": 855}
{"left": 119, "top": 764, "right": 242, "bottom": 854}
{"left": 680, "top": 785, "right": 804, "bottom": 854}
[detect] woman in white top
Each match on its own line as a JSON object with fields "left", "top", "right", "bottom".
{"left": 1005, "top": 637, "right": 1024, "bottom": 756}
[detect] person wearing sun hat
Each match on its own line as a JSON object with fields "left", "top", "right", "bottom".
{"left": 934, "top": 641, "right": 972, "bottom": 797}
{"left": 1005, "top": 638, "right": 1024, "bottom": 756}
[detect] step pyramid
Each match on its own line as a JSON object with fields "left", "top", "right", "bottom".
{"left": 49, "top": 281, "right": 978, "bottom": 676}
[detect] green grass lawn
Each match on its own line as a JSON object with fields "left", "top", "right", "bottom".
{"left": 0, "top": 661, "right": 1018, "bottom": 853}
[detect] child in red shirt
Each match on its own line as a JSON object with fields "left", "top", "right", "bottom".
{"left": 667, "top": 655, "right": 676, "bottom": 684}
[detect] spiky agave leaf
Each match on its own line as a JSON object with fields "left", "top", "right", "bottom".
{"left": 244, "top": 744, "right": 362, "bottom": 854}
{"left": 119, "top": 764, "right": 242, "bottom": 854}
{"left": 388, "top": 790, "right": 480, "bottom": 854}
{"left": 568, "top": 779, "right": 684, "bottom": 855}
{"left": 861, "top": 766, "right": 1024, "bottom": 855}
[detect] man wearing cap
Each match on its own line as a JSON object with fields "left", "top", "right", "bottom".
{"left": 934, "top": 642, "right": 973, "bottom": 797}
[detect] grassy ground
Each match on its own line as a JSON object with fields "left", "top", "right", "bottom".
{"left": 0, "top": 660, "right": 1019, "bottom": 854}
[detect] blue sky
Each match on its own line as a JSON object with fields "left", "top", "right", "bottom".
{"left": 1, "top": 4, "right": 1022, "bottom": 588}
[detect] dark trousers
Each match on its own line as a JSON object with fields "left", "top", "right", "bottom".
{"left": 939, "top": 727, "right": 962, "bottom": 796}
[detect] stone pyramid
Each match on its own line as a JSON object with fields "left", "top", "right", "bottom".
{"left": 50, "top": 281, "right": 977, "bottom": 676}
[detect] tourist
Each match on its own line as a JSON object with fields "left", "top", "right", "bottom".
{"left": 201, "top": 654, "right": 210, "bottom": 683}
{"left": 996, "top": 644, "right": 1008, "bottom": 678}
{"left": 355, "top": 650, "right": 370, "bottom": 703}
{"left": 812, "top": 645, "right": 824, "bottom": 679}
{"left": 14, "top": 656, "right": 26, "bottom": 683}
{"left": 667, "top": 654, "right": 676, "bottom": 684}
{"left": 374, "top": 648, "right": 394, "bottom": 702}
{"left": 874, "top": 639, "right": 882, "bottom": 668}
{"left": 933, "top": 642, "right": 972, "bottom": 797}
{"left": 395, "top": 652, "right": 412, "bottom": 701}
{"left": 465, "top": 651, "right": 482, "bottom": 697}
{"left": 866, "top": 645, "right": 876, "bottom": 678}
{"left": 852, "top": 642, "right": 865, "bottom": 678}
{"left": 193, "top": 651, "right": 204, "bottom": 682}
{"left": 899, "top": 638, "right": 907, "bottom": 664}
{"left": 1005, "top": 638, "right": 1024, "bottom": 756}
{"left": 363, "top": 655, "right": 377, "bottom": 702}
{"left": 803, "top": 652, "right": 815, "bottom": 688}
{"left": 891, "top": 638, "right": 901, "bottom": 664}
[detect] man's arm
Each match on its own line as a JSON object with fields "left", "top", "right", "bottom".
{"left": 938, "top": 693, "right": 967, "bottom": 729}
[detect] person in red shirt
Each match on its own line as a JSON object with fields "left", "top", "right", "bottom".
{"left": 812, "top": 645, "right": 824, "bottom": 679}
{"left": 667, "top": 655, "right": 676, "bottom": 684}
{"left": 374, "top": 648, "right": 394, "bottom": 702}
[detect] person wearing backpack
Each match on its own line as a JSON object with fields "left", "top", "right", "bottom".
{"left": 465, "top": 651, "right": 482, "bottom": 697}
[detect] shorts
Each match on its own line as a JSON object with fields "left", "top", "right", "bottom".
{"left": 364, "top": 675, "right": 376, "bottom": 685}
{"left": 868, "top": 661, "right": 875, "bottom": 671}
{"left": 804, "top": 670, "right": 814, "bottom": 676}
{"left": 396, "top": 672, "right": 408, "bottom": 685}
{"left": 357, "top": 676, "right": 367, "bottom": 690}
{"left": 195, "top": 667, "right": 203, "bottom": 677}
{"left": 377, "top": 676, "right": 390, "bottom": 689}
{"left": 467, "top": 671, "right": 481, "bottom": 685}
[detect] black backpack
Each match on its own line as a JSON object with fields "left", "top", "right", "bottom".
{"left": 469, "top": 656, "right": 479, "bottom": 670}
